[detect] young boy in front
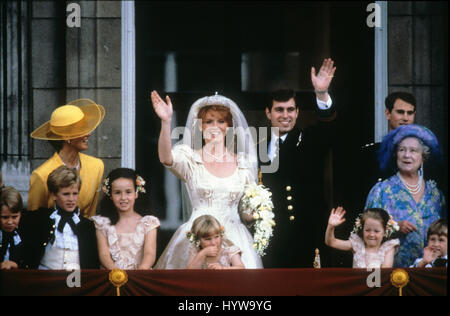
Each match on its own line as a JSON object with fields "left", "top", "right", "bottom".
{"left": 1, "top": 186, "right": 25, "bottom": 269}
{"left": 21, "top": 166, "right": 99, "bottom": 269}
{"left": 411, "top": 219, "right": 447, "bottom": 268}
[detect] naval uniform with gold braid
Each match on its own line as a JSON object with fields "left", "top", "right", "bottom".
{"left": 263, "top": 127, "right": 327, "bottom": 268}
{"left": 260, "top": 111, "right": 336, "bottom": 268}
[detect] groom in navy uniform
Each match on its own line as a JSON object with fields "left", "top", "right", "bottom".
{"left": 260, "top": 58, "right": 337, "bottom": 268}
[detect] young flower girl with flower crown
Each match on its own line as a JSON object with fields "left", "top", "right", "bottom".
{"left": 186, "top": 215, "right": 245, "bottom": 269}
{"left": 92, "top": 168, "right": 160, "bottom": 270}
{"left": 325, "top": 207, "right": 400, "bottom": 268}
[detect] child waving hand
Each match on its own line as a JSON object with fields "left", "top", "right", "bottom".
{"left": 325, "top": 207, "right": 400, "bottom": 268}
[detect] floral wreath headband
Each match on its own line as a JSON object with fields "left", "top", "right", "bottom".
{"left": 186, "top": 225, "right": 225, "bottom": 249}
{"left": 351, "top": 213, "right": 400, "bottom": 239}
{"left": 102, "top": 175, "right": 146, "bottom": 197}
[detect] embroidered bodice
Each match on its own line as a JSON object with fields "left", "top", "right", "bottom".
{"left": 92, "top": 215, "right": 160, "bottom": 269}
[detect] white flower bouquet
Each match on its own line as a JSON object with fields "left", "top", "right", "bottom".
{"left": 240, "top": 183, "right": 275, "bottom": 256}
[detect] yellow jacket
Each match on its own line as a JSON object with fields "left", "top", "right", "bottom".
{"left": 27, "top": 152, "right": 104, "bottom": 218}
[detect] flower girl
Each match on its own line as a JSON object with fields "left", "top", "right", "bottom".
{"left": 325, "top": 207, "right": 400, "bottom": 268}
{"left": 92, "top": 168, "right": 160, "bottom": 270}
{"left": 186, "top": 215, "right": 245, "bottom": 269}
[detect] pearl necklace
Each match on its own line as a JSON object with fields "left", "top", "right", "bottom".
{"left": 64, "top": 159, "right": 80, "bottom": 170}
{"left": 203, "top": 149, "right": 227, "bottom": 161}
{"left": 397, "top": 172, "right": 422, "bottom": 195}
{"left": 60, "top": 155, "right": 81, "bottom": 170}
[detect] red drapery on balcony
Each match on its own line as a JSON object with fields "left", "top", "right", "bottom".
{"left": 0, "top": 268, "right": 446, "bottom": 296}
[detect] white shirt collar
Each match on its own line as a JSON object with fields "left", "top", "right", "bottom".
{"left": 270, "top": 131, "right": 288, "bottom": 144}
{"left": 0, "top": 229, "right": 21, "bottom": 246}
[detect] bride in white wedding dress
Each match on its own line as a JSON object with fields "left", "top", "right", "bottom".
{"left": 151, "top": 91, "right": 263, "bottom": 269}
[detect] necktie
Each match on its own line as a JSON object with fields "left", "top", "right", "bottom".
{"left": 57, "top": 208, "right": 79, "bottom": 235}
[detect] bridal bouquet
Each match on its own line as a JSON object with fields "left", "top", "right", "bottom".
{"left": 240, "top": 183, "right": 275, "bottom": 256}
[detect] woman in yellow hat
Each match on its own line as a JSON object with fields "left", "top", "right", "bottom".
{"left": 28, "top": 99, "right": 105, "bottom": 218}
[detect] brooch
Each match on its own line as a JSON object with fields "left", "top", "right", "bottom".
{"left": 296, "top": 132, "right": 303, "bottom": 147}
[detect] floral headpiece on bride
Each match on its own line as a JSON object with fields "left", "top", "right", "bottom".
{"left": 182, "top": 93, "right": 258, "bottom": 179}
{"left": 190, "top": 93, "right": 236, "bottom": 127}
{"left": 102, "top": 175, "right": 146, "bottom": 197}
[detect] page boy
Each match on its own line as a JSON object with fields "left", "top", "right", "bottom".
{"left": 21, "top": 165, "right": 99, "bottom": 269}
{"left": 411, "top": 219, "right": 447, "bottom": 268}
{"left": 0, "top": 186, "right": 25, "bottom": 269}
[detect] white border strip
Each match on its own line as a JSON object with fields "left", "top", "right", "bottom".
{"left": 374, "top": 1, "right": 388, "bottom": 142}
{"left": 121, "top": 0, "right": 135, "bottom": 168}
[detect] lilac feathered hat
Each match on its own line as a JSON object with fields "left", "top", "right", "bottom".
{"left": 378, "top": 124, "right": 442, "bottom": 172}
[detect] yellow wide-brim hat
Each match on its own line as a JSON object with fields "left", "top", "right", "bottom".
{"left": 30, "top": 99, "right": 105, "bottom": 140}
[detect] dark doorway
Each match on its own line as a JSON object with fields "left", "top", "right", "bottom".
{"left": 135, "top": 1, "right": 374, "bottom": 266}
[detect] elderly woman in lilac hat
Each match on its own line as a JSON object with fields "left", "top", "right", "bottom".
{"left": 365, "top": 124, "right": 446, "bottom": 267}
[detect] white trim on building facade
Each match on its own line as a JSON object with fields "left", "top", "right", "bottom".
{"left": 121, "top": 0, "right": 136, "bottom": 169}
{"left": 374, "top": 1, "right": 389, "bottom": 142}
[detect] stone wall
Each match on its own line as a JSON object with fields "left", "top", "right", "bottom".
{"left": 388, "top": 0, "right": 448, "bottom": 194}
{"left": 1, "top": 0, "right": 32, "bottom": 200}
{"left": 388, "top": 1, "right": 447, "bottom": 152}
{"left": 29, "top": 1, "right": 122, "bottom": 204}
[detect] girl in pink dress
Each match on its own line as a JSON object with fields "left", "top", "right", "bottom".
{"left": 187, "top": 215, "right": 245, "bottom": 269}
{"left": 325, "top": 207, "right": 400, "bottom": 268}
{"left": 92, "top": 168, "right": 160, "bottom": 270}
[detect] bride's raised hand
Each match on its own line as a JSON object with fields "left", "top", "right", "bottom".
{"left": 151, "top": 90, "right": 173, "bottom": 122}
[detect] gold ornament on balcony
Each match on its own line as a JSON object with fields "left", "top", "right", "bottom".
{"left": 390, "top": 268, "right": 409, "bottom": 296}
{"left": 313, "top": 248, "right": 321, "bottom": 268}
{"left": 109, "top": 269, "right": 128, "bottom": 296}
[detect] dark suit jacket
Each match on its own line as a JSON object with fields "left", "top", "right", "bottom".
{"left": 20, "top": 208, "right": 99, "bottom": 269}
{"left": 354, "top": 142, "right": 387, "bottom": 210}
{"left": 0, "top": 227, "right": 26, "bottom": 268}
{"left": 260, "top": 107, "right": 336, "bottom": 268}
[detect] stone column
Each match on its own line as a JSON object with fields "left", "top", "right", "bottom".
{"left": 1, "top": 0, "right": 31, "bottom": 200}
{"left": 65, "top": 0, "right": 122, "bottom": 176}
{"left": 21, "top": 0, "right": 123, "bottom": 206}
